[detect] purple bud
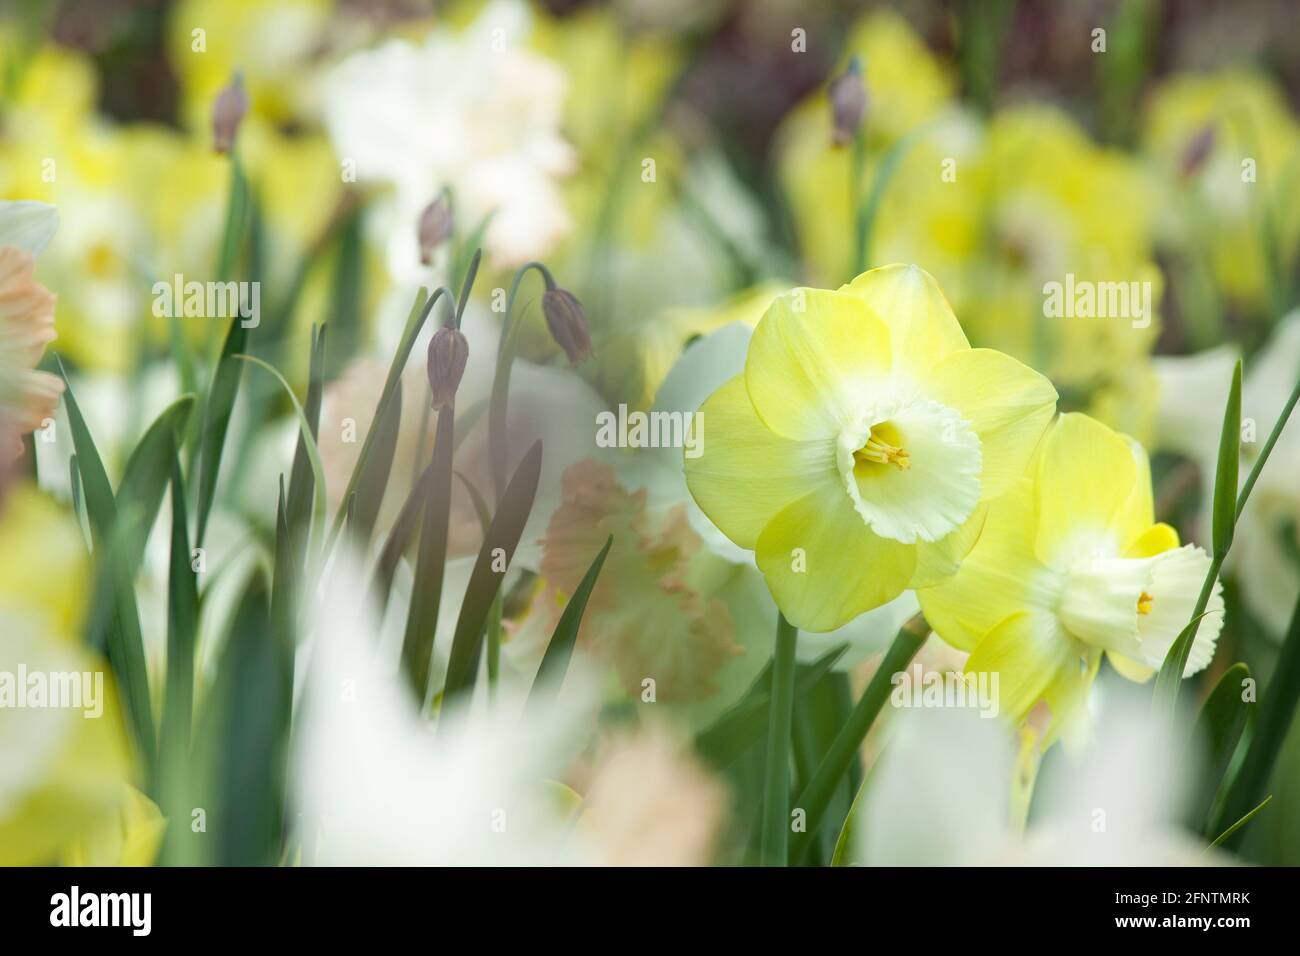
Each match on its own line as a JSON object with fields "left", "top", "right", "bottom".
{"left": 829, "top": 58, "right": 866, "bottom": 148}
{"left": 418, "top": 194, "right": 454, "bottom": 265}
{"left": 426, "top": 325, "right": 469, "bottom": 409}
{"left": 1181, "top": 124, "right": 1217, "bottom": 179}
{"left": 213, "top": 74, "right": 248, "bottom": 155}
{"left": 542, "top": 287, "right": 592, "bottom": 363}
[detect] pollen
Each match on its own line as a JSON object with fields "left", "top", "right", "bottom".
{"left": 1137, "top": 591, "right": 1154, "bottom": 615}
{"left": 855, "top": 426, "right": 911, "bottom": 471}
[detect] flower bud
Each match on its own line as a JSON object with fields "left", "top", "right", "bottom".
{"left": 418, "top": 194, "right": 453, "bottom": 264}
{"left": 426, "top": 325, "right": 469, "bottom": 410}
{"left": 829, "top": 58, "right": 866, "bottom": 148}
{"left": 212, "top": 73, "right": 248, "bottom": 155}
{"left": 1180, "top": 124, "right": 1216, "bottom": 180}
{"left": 542, "top": 287, "right": 592, "bottom": 363}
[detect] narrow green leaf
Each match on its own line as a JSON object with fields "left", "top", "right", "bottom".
{"left": 55, "top": 355, "right": 117, "bottom": 553}
{"left": 1211, "top": 360, "right": 1243, "bottom": 557}
{"left": 760, "top": 613, "right": 799, "bottom": 866}
{"left": 789, "top": 616, "right": 928, "bottom": 864}
{"left": 1211, "top": 588, "right": 1300, "bottom": 847}
{"left": 233, "top": 354, "right": 329, "bottom": 558}
{"left": 160, "top": 450, "right": 198, "bottom": 788}
{"left": 196, "top": 317, "right": 249, "bottom": 547}
{"left": 695, "top": 644, "right": 848, "bottom": 769}
{"left": 526, "top": 536, "right": 613, "bottom": 711}
{"left": 371, "top": 462, "right": 433, "bottom": 613}
{"left": 350, "top": 378, "right": 403, "bottom": 553}
{"left": 442, "top": 440, "right": 542, "bottom": 702}
{"left": 857, "top": 124, "right": 929, "bottom": 271}
{"left": 1191, "top": 662, "right": 1252, "bottom": 830}
{"left": 117, "top": 394, "right": 195, "bottom": 569}
{"left": 286, "top": 325, "right": 326, "bottom": 566}
{"left": 1208, "top": 795, "right": 1272, "bottom": 852}
{"left": 400, "top": 408, "right": 455, "bottom": 701}
{"left": 324, "top": 215, "right": 363, "bottom": 379}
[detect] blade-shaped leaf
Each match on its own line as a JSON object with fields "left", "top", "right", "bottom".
{"left": 286, "top": 325, "right": 326, "bottom": 567}
{"left": 196, "top": 316, "right": 249, "bottom": 547}
{"left": 442, "top": 440, "right": 542, "bottom": 702}
{"left": 117, "top": 394, "right": 195, "bottom": 569}
{"left": 159, "top": 450, "right": 198, "bottom": 791}
{"left": 1191, "top": 662, "right": 1252, "bottom": 831}
{"left": 350, "top": 378, "right": 403, "bottom": 553}
{"left": 526, "top": 535, "right": 613, "bottom": 712}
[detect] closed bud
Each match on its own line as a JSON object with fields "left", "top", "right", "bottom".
{"left": 418, "top": 194, "right": 453, "bottom": 264}
{"left": 426, "top": 325, "right": 469, "bottom": 409}
{"left": 542, "top": 287, "right": 592, "bottom": 363}
{"left": 829, "top": 57, "right": 866, "bottom": 148}
{"left": 1180, "top": 124, "right": 1216, "bottom": 180}
{"left": 212, "top": 73, "right": 248, "bottom": 155}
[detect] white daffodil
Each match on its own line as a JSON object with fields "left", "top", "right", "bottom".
{"left": 323, "top": 0, "right": 575, "bottom": 275}
{"left": 853, "top": 684, "right": 1216, "bottom": 866}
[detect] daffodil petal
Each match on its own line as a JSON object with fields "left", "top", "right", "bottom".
{"left": 1034, "top": 413, "right": 1140, "bottom": 568}
{"left": 684, "top": 376, "right": 838, "bottom": 550}
{"left": 744, "top": 287, "right": 891, "bottom": 439}
{"left": 926, "top": 348, "right": 1058, "bottom": 500}
{"left": 965, "top": 611, "right": 1073, "bottom": 724}
{"left": 1125, "top": 521, "right": 1180, "bottom": 558}
{"left": 1107, "top": 650, "right": 1155, "bottom": 683}
{"left": 918, "top": 478, "right": 1054, "bottom": 651}
{"left": 908, "top": 502, "right": 988, "bottom": 589}
{"left": 755, "top": 490, "right": 916, "bottom": 632}
{"left": 839, "top": 263, "right": 969, "bottom": 378}
{"left": 1042, "top": 647, "right": 1102, "bottom": 751}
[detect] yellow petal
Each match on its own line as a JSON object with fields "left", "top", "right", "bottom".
{"left": 1107, "top": 650, "right": 1155, "bottom": 683}
{"left": 684, "top": 376, "right": 838, "bottom": 549}
{"left": 1034, "top": 413, "right": 1142, "bottom": 569}
{"left": 908, "top": 502, "right": 988, "bottom": 589}
{"left": 1042, "top": 646, "right": 1102, "bottom": 751}
{"left": 918, "top": 478, "right": 1055, "bottom": 651}
{"left": 755, "top": 489, "right": 916, "bottom": 631}
{"left": 744, "top": 287, "right": 891, "bottom": 439}
{"left": 1125, "top": 521, "right": 1180, "bottom": 558}
{"left": 839, "top": 264, "right": 970, "bottom": 378}
{"left": 925, "top": 348, "right": 1058, "bottom": 500}
{"left": 964, "top": 611, "right": 1073, "bottom": 723}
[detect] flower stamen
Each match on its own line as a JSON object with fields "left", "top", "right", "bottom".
{"left": 1137, "top": 591, "right": 1154, "bottom": 616}
{"left": 855, "top": 427, "right": 911, "bottom": 471}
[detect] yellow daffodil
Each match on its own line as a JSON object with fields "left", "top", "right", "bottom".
{"left": 684, "top": 264, "right": 1057, "bottom": 632}
{"left": 919, "top": 413, "right": 1223, "bottom": 736}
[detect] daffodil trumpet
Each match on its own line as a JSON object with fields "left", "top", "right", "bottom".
{"left": 685, "top": 263, "right": 1058, "bottom": 632}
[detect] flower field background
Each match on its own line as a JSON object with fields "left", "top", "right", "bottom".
{"left": 2, "top": 0, "right": 1300, "bottom": 868}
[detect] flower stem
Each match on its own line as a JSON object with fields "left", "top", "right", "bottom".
{"left": 760, "top": 613, "right": 798, "bottom": 866}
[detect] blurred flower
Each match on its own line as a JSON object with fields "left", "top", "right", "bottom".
{"left": 854, "top": 688, "right": 1214, "bottom": 866}
{"left": 0, "top": 486, "right": 136, "bottom": 865}
{"left": 828, "top": 57, "right": 867, "bottom": 148}
{"left": 417, "top": 193, "right": 453, "bottom": 265}
{"left": 920, "top": 413, "right": 1222, "bottom": 741}
{"left": 685, "top": 264, "right": 1056, "bottom": 632}
{"left": 61, "top": 785, "right": 166, "bottom": 867}
{"left": 573, "top": 724, "right": 727, "bottom": 866}
{"left": 0, "top": 201, "right": 63, "bottom": 462}
{"left": 323, "top": 0, "right": 576, "bottom": 272}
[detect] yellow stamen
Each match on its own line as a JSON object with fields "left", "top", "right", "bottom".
{"left": 1137, "top": 591, "right": 1154, "bottom": 615}
{"left": 855, "top": 434, "right": 911, "bottom": 470}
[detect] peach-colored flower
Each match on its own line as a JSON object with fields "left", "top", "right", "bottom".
{"left": 524, "top": 459, "right": 741, "bottom": 701}
{"left": 0, "top": 245, "right": 63, "bottom": 461}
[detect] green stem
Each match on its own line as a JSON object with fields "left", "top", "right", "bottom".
{"left": 486, "top": 591, "right": 503, "bottom": 699}
{"left": 789, "top": 616, "right": 928, "bottom": 865}
{"left": 1236, "top": 375, "right": 1300, "bottom": 522}
{"left": 759, "top": 613, "right": 798, "bottom": 866}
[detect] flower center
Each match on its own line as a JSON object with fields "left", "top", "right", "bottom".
{"left": 853, "top": 423, "right": 911, "bottom": 471}
{"left": 1137, "top": 591, "right": 1154, "bottom": 615}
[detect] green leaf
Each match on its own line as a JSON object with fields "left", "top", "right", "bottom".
{"left": 400, "top": 408, "right": 455, "bottom": 702}
{"left": 442, "top": 440, "right": 542, "bottom": 703}
{"left": 57, "top": 357, "right": 156, "bottom": 773}
{"left": 233, "top": 354, "right": 329, "bottom": 562}
{"left": 695, "top": 643, "right": 848, "bottom": 769}
{"left": 857, "top": 124, "right": 929, "bottom": 271}
{"left": 788, "top": 617, "right": 928, "bottom": 864}
{"left": 286, "top": 325, "right": 326, "bottom": 566}
{"left": 350, "top": 378, "right": 403, "bottom": 553}
{"left": 1210, "top": 588, "right": 1300, "bottom": 847}
{"left": 1191, "top": 661, "right": 1252, "bottom": 830}
{"left": 371, "top": 462, "right": 433, "bottom": 613}
{"left": 526, "top": 536, "right": 613, "bottom": 711}
{"left": 196, "top": 316, "right": 249, "bottom": 547}
{"left": 159, "top": 450, "right": 198, "bottom": 792}
{"left": 117, "top": 395, "right": 195, "bottom": 569}
{"left": 1211, "top": 360, "right": 1243, "bottom": 557}
{"left": 1208, "top": 794, "right": 1272, "bottom": 852}
{"left": 760, "top": 613, "right": 798, "bottom": 866}
{"left": 324, "top": 214, "right": 363, "bottom": 379}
